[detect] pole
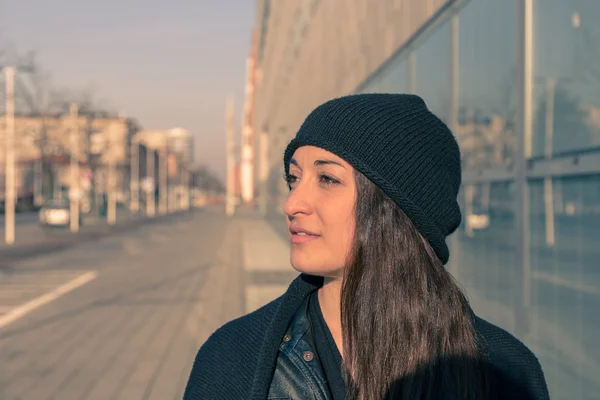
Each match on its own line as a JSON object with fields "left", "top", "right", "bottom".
{"left": 544, "top": 77, "right": 556, "bottom": 246}
{"left": 146, "top": 149, "right": 155, "bottom": 217}
{"left": 183, "top": 167, "right": 190, "bottom": 210}
{"left": 69, "top": 103, "right": 80, "bottom": 232}
{"left": 34, "top": 158, "right": 43, "bottom": 206}
{"left": 159, "top": 148, "right": 168, "bottom": 215}
{"left": 4, "top": 67, "right": 15, "bottom": 244}
{"left": 178, "top": 164, "right": 183, "bottom": 211}
{"left": 259, "top": 129, "right": 269, "bottom": 216}
{"left": 107, "top": 124, "right": 116, "bottom": 225}
{"left": 130, "top": 136, "right": 139, "bottom": 213}
{"left": 226, "top": 96, "right": 236, "bottom": 216}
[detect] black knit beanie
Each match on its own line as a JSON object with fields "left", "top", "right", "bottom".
{"left": 283, "top": 93, "right": 462, "bottom": 265}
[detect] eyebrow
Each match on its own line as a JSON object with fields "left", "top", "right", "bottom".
{"left": 314, "top": 159, "right": 346, "bottom": 169}
{"left": 289, "top": 158, "right": 346, "bottom": 170}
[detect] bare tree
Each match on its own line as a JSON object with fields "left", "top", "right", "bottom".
{"left": 46, "top": 84, "right": 112, "bottom": 118}
{"left": 11, "top": 50, "right": 112, "bottom": 204}
{"left": 1, "top": 37, "right": 116, "bottom": 206}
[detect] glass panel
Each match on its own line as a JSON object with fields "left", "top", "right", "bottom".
{"left": 381, "top": 56, "right": 409, "bottom": 95}
{"left": 413, "top": 19, "right": 452, "bottom": 123}
{"left": 457, "top": 0, "right": 518, "bottom": 168}
{"left": 455, "top": 181, "right": 518, "bottom": 334}
{"left": 532, "top": 0, "right": 600, "bottom": 157}
{"left": 528, "top": 175, "right": 600, "bottom": 399}
{"left": 357, "top": 75, "right": 382, "bottom": 94}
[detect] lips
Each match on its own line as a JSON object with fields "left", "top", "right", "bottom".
{"left": 289, "top": 225, "right": 320, "bottom": 244}
{"left": 289, "top": 225, "right": 318, "bottom": 235}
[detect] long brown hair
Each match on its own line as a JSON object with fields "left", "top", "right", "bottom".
{"left": 340, "top": 172, "right": 492, "bottom": 400}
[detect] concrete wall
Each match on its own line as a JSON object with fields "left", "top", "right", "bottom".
{"left": 254, "top": 0, "right": 450, "bottom": 209}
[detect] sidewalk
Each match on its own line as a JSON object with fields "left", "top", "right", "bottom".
{"left": 239, "top": 209, "right": 297, "bottom": 314}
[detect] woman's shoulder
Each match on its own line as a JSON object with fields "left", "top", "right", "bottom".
{"left": 207, "top": 295, "right": 283, "bottom": 350}
{"left": 183, "top": 295, "right": 285, "bottom": 399}
{"left": 474, "top": 316, "right": 538, "bottom": 359}
{"left": 473, "top": 316, "right": 550, "bottom": 400}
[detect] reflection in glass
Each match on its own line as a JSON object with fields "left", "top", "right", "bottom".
{"left": 358, "top": 75, "right": 382, "bottom": 93}
{"left": 413, "top": 19, "right": 451, "bottom": 123}
{"left": 528, "top": 175, "right": 600, "bottom": 399}
{"left": 457, "top": 0, "right": 517, "bottom": 168}
{"left": 456, "top": 181, "right": 518, "bottom": 334}
{"left": 380, "top": 56, "right": 409, "bottom": 95}
{"left": 533, "top": 0, "right": 600, "bottom": 156}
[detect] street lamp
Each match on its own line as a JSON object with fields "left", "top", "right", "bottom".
{"left": 2, "top": 64, "right": 34, "bottom": 244}
{"left": 146, "top": 147, "right": 156, "bottom": 217}
{"left": 225, "top": 95, "right": 236, "bottom": 216}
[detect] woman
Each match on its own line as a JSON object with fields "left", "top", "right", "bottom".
{"left": 184, "top": 94, "right": 549, "bottom": 400}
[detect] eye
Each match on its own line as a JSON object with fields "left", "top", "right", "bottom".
{"left": 284, "top": 173, "right": 299, "bottom": 190}
{"left": 319, "top": 173, "right": 341, "bottom": 186}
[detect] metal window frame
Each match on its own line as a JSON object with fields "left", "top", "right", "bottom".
{"left": 463, "top": 166, "right": 515, "bottom": 184}
{"left": 448, "top": 5, "right": 461, "bottom": 278}
{"left": 527, "top": 151, "right": 600, "bottom": 179}
{"left": 462, "top": 148, "right": 600, "bottom": 184}
{"left": 514, "top": 0, "right": 534, "bottom": 338}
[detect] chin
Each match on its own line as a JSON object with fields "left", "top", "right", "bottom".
{"left": 290, "top": 250, "right": 344, "bottom": 278}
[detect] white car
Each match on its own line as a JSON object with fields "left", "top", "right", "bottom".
{"left": 466, "top": 212, "right": 490, "bottom": 231}
{"left": 39, "top": 200, "right": 83, "bottom": 228}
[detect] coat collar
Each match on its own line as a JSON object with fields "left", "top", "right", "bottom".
{"left": 249, "top": 273, "right": 323, "bottom": 400}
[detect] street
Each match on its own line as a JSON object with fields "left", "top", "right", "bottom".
{"left": 0, "top": 206, "right": 296, "bottom": 400}
{"left": 0, "top": 208, "right": 133, "bottom": 254}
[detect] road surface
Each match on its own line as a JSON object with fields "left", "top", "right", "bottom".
{"left": 0, "top": 208, "right": 132, "bottom": 252}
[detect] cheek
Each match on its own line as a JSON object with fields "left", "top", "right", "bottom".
{"left": 339, "top": 211, "right": 355, "bottom": 259}
{"left": 323, "top": 199, "right": 356, "bottom": 258}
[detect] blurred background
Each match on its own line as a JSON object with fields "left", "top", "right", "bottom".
{"left": 0, "top": 1, "right": 598, "bottom": 399}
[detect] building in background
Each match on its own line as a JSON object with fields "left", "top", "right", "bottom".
{"left": 166, "top": 127, "right": 194, "bottom": 165}
{"left": 135, "top": 128, "right": 194, "bottom": 212}
{"left": 240, "top": 30, "right": 258, "bottom": 205}
{"left": 0, "top": 112, "right": 140, "bottom": 211}
{"left": 252, "top": 1, "right": 600, "bottom": 398}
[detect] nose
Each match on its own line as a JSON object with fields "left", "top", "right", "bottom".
{"left": 283, "top": 179, "right": 312, "bottom": 219}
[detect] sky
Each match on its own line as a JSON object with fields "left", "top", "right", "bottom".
{"left": 0, "top": 0, "right": 256, "bottom": 181}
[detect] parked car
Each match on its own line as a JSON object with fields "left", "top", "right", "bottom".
{"left": 38, "top": 199, "right": 83, "bottom": 229}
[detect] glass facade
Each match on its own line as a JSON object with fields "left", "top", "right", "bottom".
{"left": 457, "top": 0, "right": 518, "bottom": 168}
{"left": 413, "top": 19, "right": 452, "bottom": 123}
{"left": 380, "top": 56, "right": 409, "bottom": 95}
{"left": 532, "top": 0, "right": 600, "bottom": 158}
{"left": 354, "top": 1, "right": 600, "bottom": 398}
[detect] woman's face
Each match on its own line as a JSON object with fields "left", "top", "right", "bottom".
{"left": 284, "top": 146, "right": 356, "bottom": 279}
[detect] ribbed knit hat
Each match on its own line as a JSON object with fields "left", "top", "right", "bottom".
{"left": 283, "top": 93, "right": 462, "bottom": 265}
